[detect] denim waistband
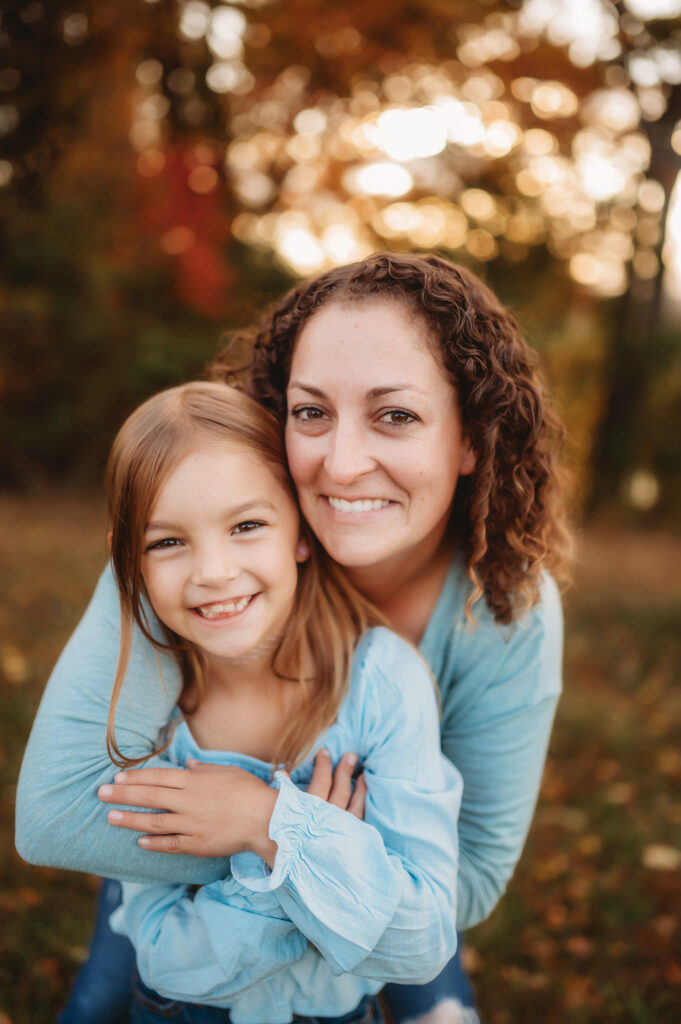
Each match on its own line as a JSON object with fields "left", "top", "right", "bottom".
{"left": 132, "top": 970, "right": 379, "bottom": 1024}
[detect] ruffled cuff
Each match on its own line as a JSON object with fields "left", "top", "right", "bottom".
{"left": 231, "top": 771, "right": 402, "bottom": 968}
{"left": 230, "top": 771, "right": 308, "bottom": 893}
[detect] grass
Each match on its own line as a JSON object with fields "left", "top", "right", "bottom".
{"left": 1, "top": 495, "right": 680, "bottom": 1023}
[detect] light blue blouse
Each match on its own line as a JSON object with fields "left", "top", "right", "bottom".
{"left": 110, "top": 627, "right": 463, "bottom": 1021}
{"left": 16, "top": 556, "right": 563, "bottom": 932}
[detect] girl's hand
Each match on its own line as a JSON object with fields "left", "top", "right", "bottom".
{"left": 98, "top": 750, "right": 365, "bottom": 859}
{"left": 98, "top": 764, "right": 278, "bottom": 864}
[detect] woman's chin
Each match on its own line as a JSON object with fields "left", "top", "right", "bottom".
{"left": 321, "top": 537, "right": 398, "bottom": 573}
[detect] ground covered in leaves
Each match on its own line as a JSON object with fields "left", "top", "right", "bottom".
{"left": 1, "top": 496, "right": 679, "bottom": 1023}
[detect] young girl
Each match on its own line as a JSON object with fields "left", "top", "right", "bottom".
{"left": 102, "top": 379, "right": 462, "bottom": 1023}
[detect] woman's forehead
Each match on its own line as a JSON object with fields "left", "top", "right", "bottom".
{"left": 289, "top": 299, "right": 451, "bottom": 390}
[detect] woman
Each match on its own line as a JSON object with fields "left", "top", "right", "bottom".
{"left": 16, "top": 252, "right": 570, "bottom": 1024}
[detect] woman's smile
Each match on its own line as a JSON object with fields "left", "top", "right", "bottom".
{"left": 325, "top": 496, "right": 394, "bottom": 514}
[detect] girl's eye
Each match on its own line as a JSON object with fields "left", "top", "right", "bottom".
{"left": 146, "top": 537, "right": 182, "bottom": 552}
{"left": 379, "top": 409, "right": 417, "bottom": 426}
{"left": 290, "top": 406, "right": 327, "bottom": 423}
{"left": 232, "top": 520, "right": 265, "bottom": 535}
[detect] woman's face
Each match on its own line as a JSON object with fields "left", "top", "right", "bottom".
{"left": 285, "top": 300, "right": 476, "bottom": 578}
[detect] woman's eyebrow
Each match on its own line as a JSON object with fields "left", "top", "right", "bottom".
{"left": 287, "top": 382, "right": 325, "bottom": 397}
{"left": 287, "top": 382, "right": 421, "bottom": 398}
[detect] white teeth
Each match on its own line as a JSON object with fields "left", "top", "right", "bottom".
{"left": 196, "top": 596, "right": 251, "bottom": 618}
{"left": 328, "top": 497, "right": 391, "bottom": 513}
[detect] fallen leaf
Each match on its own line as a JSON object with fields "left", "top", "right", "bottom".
{"left": 538, "top": 806, "right": 587, "bottom": 831}
{"left": 605, "top": 781, "right": 635, "bottom": 805}
{"left": 642, "top": 844, "right": 681, "bottom": 871}
{"left": 17, "top": 886, "right": 42, "bottom": 908}
{"left": 1, "top": 644, "right": 28, "bottom": 684}
{"left": 545, "top": 903, "right": 568, "bottom": 928}
{"left": 566, "top": 935, "right": 593, "bottom": 957}
{"left": 594, "top": 758, "right": 620, "bottom": 782}
{"left": 665, "top": 963, "right": 681, "bottom": 985}
{"left": 461, "top": 945, "right": 483, "bottom": 973}
{"left": 653, "top": 915, "right": 677, "bottom": 938}
{"left": 577, "top": 833, "right": 602, "bottom": 856}
{"left": 532, "top": 852, "right": 570, "bottom": 881}
{"left": 657, "top": 749, "right": 681, "bottom": 777}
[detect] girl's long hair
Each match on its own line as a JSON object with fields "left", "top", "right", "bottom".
{"left": 106, "top": 381, "right": 384, "bottom": 771}
{"left": 211, "top": 252, "right": 573, "bottom": 625}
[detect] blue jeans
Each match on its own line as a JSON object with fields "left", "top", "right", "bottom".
{"left": 59, "top": 879, "right": 479, "bottom": 1024}
{"left": 58, "top": 879, "right": 135, "bottom": 1024}
{"left": 383, "top": 949, "right": 479, "bottom": 1023}
{"left": 131, "top": 975, "right": 381, "bottom": 1024}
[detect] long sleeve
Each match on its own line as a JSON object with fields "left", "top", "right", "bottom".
{"left": 429, "top": 571, "right": 564, "bottom": 930}
{"left": 111, "top": 880, "right": 308, "bottom": 1006}
{"left": 15, "top": 565, "right": 228, "bottom": 885}
{"left": 231, "top": 629, "right": 463, "bottom": 983}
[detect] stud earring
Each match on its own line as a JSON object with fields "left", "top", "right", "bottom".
{"left": 296, "top": 539, "right": 311, "bottom": 562}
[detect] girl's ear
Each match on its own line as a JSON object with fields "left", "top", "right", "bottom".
{"left": 459, "top": 438, "right": 477, "bottom": 477}
{"left": 296, "top": 538, "right": 311, "bottom": 563}
{"left": 107, "top": 530, "right": 113, "bottom": 548}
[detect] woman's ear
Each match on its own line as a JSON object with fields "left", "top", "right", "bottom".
{"left": 107, "top": 530, "right": 113, "bottom": 548}
{"left": 459, "top": 437, "right": 477, "bottom": 477}
{"left": 296, "top": 538, "right": 311, "bottom": 563}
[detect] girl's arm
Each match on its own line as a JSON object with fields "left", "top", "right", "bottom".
{"left": 15, "top": 566, "right": 229, "bottom": 884}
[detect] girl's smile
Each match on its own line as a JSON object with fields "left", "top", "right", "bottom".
{"left": 193, "top": 594, "right": 256, "bottom": 620}
{"left": 142, "top": 446, "right": 303, "bottom": 669}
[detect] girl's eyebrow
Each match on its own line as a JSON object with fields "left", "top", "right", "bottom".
{"left": 287, "top": 382, "right": 420, "bottom": 398}
{"left": 145, "top": 500, "right": 276, "bottom": 532}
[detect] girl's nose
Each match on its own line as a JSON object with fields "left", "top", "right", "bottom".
{"left": 323, "top": 425, "right": 375, "bottom": 485}
{"left": 191, "top": 544, "right": 240, "bottom": 587}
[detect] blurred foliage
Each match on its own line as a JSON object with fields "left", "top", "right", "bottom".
{"left": 1, "top": 0, "right": 680, "bottom": 516}
{"left": 2, "top": 495, "right": 680, "bottom": 1022}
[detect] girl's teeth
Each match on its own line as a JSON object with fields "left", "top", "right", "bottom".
{"left": 197, "top": 596, "right": 251, "bottom": 618}
{"left": 328, "top": 498, "right": 390, "bottom": 513}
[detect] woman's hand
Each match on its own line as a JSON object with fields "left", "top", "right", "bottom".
{"left": 98, "top": 750, "right": 365, "bottom": 861}
{"left": 306, "top": 749, "right": 367, "bottom": 816}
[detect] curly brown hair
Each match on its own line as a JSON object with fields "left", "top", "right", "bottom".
{"left": 210, "top": 252, "right": 572, "bottom": 625}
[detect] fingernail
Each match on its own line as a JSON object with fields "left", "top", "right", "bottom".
{"left": 186, "top": 757, "right": 198, "bottom": 767}
{"left": 138, "top": 837, "right": 151, "bottom": 847}
{"left": 317, "top": 748, "right": 329, "bottom": 758}
{"left": 347, "top": 753, "right": 358, "bottom": 767}
{"left": 108, "top": 810, "right": 123, "bottom": 822}
{"left": 114, "top": 772, "right": 127, "bottom": 782}
{"left": 99, "top": 785, "right": 113, "bottom": 798}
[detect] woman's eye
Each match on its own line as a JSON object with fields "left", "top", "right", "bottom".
{"left": 379, "top": 409, "right": 417, "bottom": 426}
{"left": 290, "top": 406, "right": 326, "bottom": 423}
{"left": 232, "top": 520, "right": 265, "bottom": 535}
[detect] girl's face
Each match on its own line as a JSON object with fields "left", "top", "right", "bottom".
{"left": 141, "top": 444, "right": 303, "bottom": 667}
{"left": 285, "top": 300, "right": 476, "bottom": 577}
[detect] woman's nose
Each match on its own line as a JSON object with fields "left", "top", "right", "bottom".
{"left": 323, "top": 425, "right": 375, "bottom": 484}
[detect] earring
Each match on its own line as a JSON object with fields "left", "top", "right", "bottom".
{"left": 296, "top": 539, "right": 311, "bottom": 562}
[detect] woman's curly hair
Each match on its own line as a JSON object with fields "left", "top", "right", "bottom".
{"left": 210, "top": 252, "right": 572, "bottom": 625}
